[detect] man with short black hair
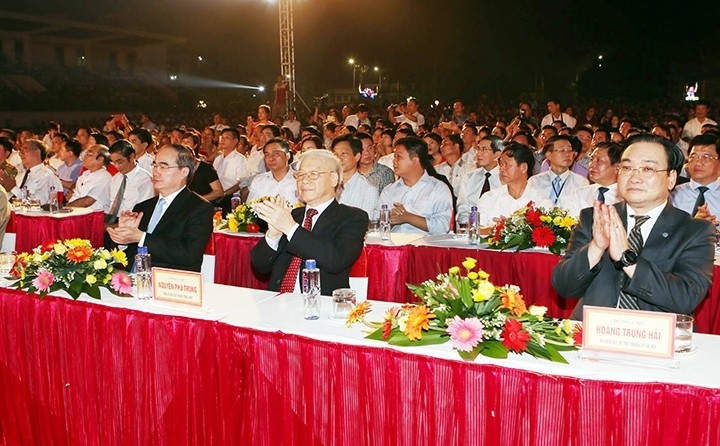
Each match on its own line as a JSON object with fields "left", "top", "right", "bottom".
{"left": 128, "top": 128, "right": 154, "bottom": 172}
{"left": 671, "top": 134, "right": 720, "bottom": 223}
{"left": 213, "top": 128, "right": 251, "bottom": 207}
{"left": 456, "top": 135, "right": 504, "bottom": 224}
{"left": 247, "top": 138, "right": 298, "bottom": 204}
{"left": 0, "top": 139, "right": 61, "bottom": 205}
{"left": 332, "top": 134, "right": 379, "bottom": 217}
{"left": 356, "top": 131, "right": 394, "bottom": 193}
{"left": 67, "top": 145, "right": 112, "bottom": 211}
{"left": 560, "top": 142, "right": 623, "bottom": 217}
{"left": 388, "top": 97, "right": 425, "bottom": 132}
{"left": 530, "top": 135, "right": 589, "bottom": 204}
{"left": 344, "top": 103, "right": 371, "bottom": 129}
{"left": 553, "top": 134, "right": 715, "bottom": 319}
{"left": 540, "top": 99, "right": 576, "bottom": 129}
{"left": 683, "top": 101, "right": 717, "bottom": 141}
{"left": 105, "top": 139, "right": 154, "bottom": 224}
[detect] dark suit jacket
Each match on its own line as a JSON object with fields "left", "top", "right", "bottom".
{"left": 124, "top": 187, "right": 214, "bottom": 272}
{"left": 552, "top": 202, "right": 715, "bottom": 320}
{"left": 250, "top": 200, "right": 368, "bottom": 295}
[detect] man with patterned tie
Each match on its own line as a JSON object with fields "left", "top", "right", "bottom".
{"left": 251, "top": 149, "right": 368, "bottom": 295}
{"left": 559, "top": 142, "right": 623, "bottom": 217}
{"left": 105, "top": 140, "right": 154, "bottom": 224}
{"left": 455, "top": 135, "right": 504, "bottom": 224}
{"left": 553, "top": 135, "right": 715, "bottom": 320}
{"left": 671, "top": 134, "right": 720, "bottom": 224}
{"left": 107, "top": 144, "right": 214, "bottom": 272}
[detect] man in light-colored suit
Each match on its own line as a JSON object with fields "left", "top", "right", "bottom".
{"left": 552, "top": 134, "right": 715, "bottom": 320}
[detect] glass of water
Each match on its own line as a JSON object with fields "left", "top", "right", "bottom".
{"left": 674, "top": 314, "right": 694, "bottom": 353}
{"left": 331, "top": 288, "right": 357, "bottom": 319}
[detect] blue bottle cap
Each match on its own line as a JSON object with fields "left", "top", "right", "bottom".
{"left": 305, "top": 259, "right": 316, "bottom": 269}
{"left": 138, "top": 246, "right": 148, "bottom": 255}
{"left": 471, "top": 206, "right": 477, "bottom": 211}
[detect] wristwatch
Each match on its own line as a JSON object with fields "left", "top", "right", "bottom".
{"left": 613, "top": 249, "right": 638, "bottom": 269}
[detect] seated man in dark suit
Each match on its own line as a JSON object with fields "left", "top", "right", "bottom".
{"left": 251, "top": 149, "right": 368, "bottom": 295}
{"left": 107, "top": 144, "right": 214, "bottom": 272}
{"left": 552, "top": 134, "right": 716, "bottom": 320}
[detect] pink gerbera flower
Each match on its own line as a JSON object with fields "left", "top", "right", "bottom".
{"left": 447, "top": 316, "right": 484, "bottom": 352}
{"left": 32, "top": 269, "right": 55, "bottom": 292}
{"left": 110, "top": 272, "right": 133, "bottom": 295}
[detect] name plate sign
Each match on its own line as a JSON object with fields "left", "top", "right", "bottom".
{"left": 152, "top": 267, "right": 203, "bottom": 307}
{"left": 582, "top": 306, "right": 676, "bottom": 359}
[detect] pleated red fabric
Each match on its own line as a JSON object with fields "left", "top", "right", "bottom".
{"left": 14, "top": 211, "right": 105, "bottom": 252}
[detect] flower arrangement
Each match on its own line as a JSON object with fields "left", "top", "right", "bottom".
{"left": 347, "top": 257, "right": 581, "bottom": 363}
{"left": 485, "top": 201, "right": 577, "bottom": 255}
{"left": 214, "top": 196, "right": 299, "bottom": 233}
{"left": 7, "top": 239, "right": 132, "bottom": 299}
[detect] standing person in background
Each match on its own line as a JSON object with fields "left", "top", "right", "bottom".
{"left": 272, "top": 76, "right": 288, "bottom": 120}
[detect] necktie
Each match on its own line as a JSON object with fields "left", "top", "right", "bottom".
{"left": 19, "top": 169, "right": 29, "bottom": 189}
{"left": 106, "top": 174, "right": 127, "bottom": 224}
{"left": 480, "top": 172, "right": 491, "bottom": 197}
{"left": 597, "top": 186, "right": 609, "bottom": 204}
{"left": 279, "top": 208, "right": 318, "bottom": 293}
{"left": 147, "top": 198, "right": 167, "bottom": 234}
{"left": 617, "top": 215, "right": 650, "bottom": 310}
{"left": 551, "top": 176, "right": 563, "bottom": 204}
{"left": 692, "top": 186, "right": 709, "bottom": 216}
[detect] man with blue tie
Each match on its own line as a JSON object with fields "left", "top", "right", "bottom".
{"left": 107, "top": 144, "right": 214, "bottom": 272}
{"left": 528, "top": 135, "right": 589, "bottom": 205}
{"left": 553, "top": 135, "right": 715, "bottom": 320}
{"left": 671, "top": 134, "right": 720, "bottom": 224}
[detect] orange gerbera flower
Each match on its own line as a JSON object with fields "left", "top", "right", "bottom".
{"left": 66, "top": 246, "right": 93, "bottom": 263}
{"left": 346, "top": 301, "right": 372, "bottom": 327}
{"left": 403, "top": 305, "right": 435, "bottom": 341}
{"left": 500, "top": 288, "right": 527, "bottom": 317}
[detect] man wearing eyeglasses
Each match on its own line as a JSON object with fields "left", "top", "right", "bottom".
{"left": 671, "top": 134, "right": 720, "bottom": 224}
{"left": 553, "top": 134, "right": 715, "bottom": 320}
{"left": 529, "top": 135, "right": 589, "bottom": 205}
{"left": 246, "top": 138, "right": 298, "bottom": 205}
{"left": 250, "top": 149, "right": 368, "bottom": 295}
{"left": 107, "top": 144, "right": 214, "bottom": 272}
{"left": 455, "top": 135, "right": 503, "bottom": 224}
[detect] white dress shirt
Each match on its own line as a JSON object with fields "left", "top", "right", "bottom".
{"left": 682, "top": 117, "right": 717, "bottom": 140}
{"left": 377, "top": 171, "right": 452, "bottom": 234}
{"left": 213, "top": 150, "right": 251, "bottom": 191}
{"left": 109, "top": 164, "right": 154, "bottom": 214}
{"left": 339, "top": 172, "right": 379, "bottom": 219}
{"left": 136, "top": 153, "right": 154, "bottom": 173}
{"left": 477, "top": 184, "right": 553, "bottom": 226}
{"left": 527, "top": 169, "right": 589, "bottom": 205}
{"left": 247, "top": 169, "right": 299, "bottom": 204}
{"left": 73, "top": 168, "right": 112, "bottom": 211}
{"left": 559, "top": 183, "right": 621, "bottom": 217}
{"left": 456, "top": 165, "right": 502, "bottom": 224}
{"left": 435, "top": 158, "right": 475, "bottom": 197}
{"left": 11, "top": 164, "right": 62, "bottom": 205}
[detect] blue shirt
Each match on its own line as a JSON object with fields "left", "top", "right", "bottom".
{"left": 670, "top": 179, "right": 720, "bottom": 220}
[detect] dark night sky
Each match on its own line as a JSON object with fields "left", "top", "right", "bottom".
{"left": 4, "top": 0, "right": 720, "bottom": 103}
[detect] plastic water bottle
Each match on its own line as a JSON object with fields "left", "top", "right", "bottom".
{"left": 134, "top": 246, "right": 153, "bottom": 300}
{"left": 302, "top": 259, "right": 321, "bottom": 320}
{"left": 379, "top": 204, "right": 391, "bottom": 241}
{"left": 230, "top": 192, "right": 241, "bottom": 211}
{"left": 468, "top": 206, "right": 479, "bottom": 245}
{"left": 48, "top": 186, "right": 59, "bottom": 213}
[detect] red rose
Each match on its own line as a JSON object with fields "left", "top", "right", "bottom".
{"left": 531, "top": 226, "right": 555, "bottom": 247}
{"left": 501, "top": 318, "right": 531, "bottom": 352}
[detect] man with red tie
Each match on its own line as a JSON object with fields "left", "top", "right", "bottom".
{"left": 251, "top": 149, "right": 368, "bottom": 295}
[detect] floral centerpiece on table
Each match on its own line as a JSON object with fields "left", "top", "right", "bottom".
{"left": 7, "top": 239, "right": 132, "bottom": 299}
{"left": 347, "top": 257, "right": 581, "bottom": 363}
{"left": 485, "top": 201, "right": 577, "bottom": 255}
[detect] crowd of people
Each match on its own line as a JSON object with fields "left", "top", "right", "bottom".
{"left": 0, "top": 95, "right": 718, "bottom": 318}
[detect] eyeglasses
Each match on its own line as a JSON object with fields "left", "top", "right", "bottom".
{"left": 688, "top": 153, "right": 719, "bottom": 163}
{"left": 294, "top": 170, "right": 332, "bottom": 181}
{"left": 477, "top": 147, "right": 495, "bottom": 153}
{"left": 151, "top": 162, "right": 182, "bottom": 171}
{"left": 617, "top": 165, "right": 671, "bottom": 177}
{"left": 551, "top": 149, "right": 574, "bottom": 154}
{"left": 263, "top": 151, "right": 287, "bottom": 158}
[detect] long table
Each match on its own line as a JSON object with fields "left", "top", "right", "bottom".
{"left": 213, "top": 231, "right": 720, "bottom": 335}
{"left": 0, "top": 286, "right": 719, "bottom": 445}
{"left": 11, "top": 208, "right": 106, "bottom": 251}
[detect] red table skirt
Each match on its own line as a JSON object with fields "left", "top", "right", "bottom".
{"left": 213, "top": 232, "right": 270, "bottom": 289}
{"left": 13, "top": 211, "right": 106, "bottom": 252}
{"left": 0, "top": 289, "right": 719, "bottom": 446}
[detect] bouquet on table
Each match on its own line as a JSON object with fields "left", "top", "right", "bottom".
{"left": 485, "top": 201, "right": 577, "bottom": 255}
{"left": 346, "top": 257, "right": 581, "bottom": 363}
{"left": 7, "top": 238, "right": 132, "bottom": 299}
{"left": 214, "top": 196, "right": 299, "bottom": 233}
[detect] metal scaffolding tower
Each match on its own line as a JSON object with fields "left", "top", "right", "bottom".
{"left": 278, "top": 0, "right": 295, "bottom": 111}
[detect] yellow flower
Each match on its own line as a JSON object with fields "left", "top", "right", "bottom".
{"left": 562, "top": 319, "right": 572, "bottom": 334}
{"left": 540, "top": 215, "right": 552, "bottom": 223}
{"left": 227, "top": 215, "right": 239, "bottom": 232}
{"left": 110, "top": 249, "right": 128, "bottom": 267}
{"left": 559, "top": 216, "right": 577, "bottom": 229}
{"left": 473, "top": 280, "right": 496, "bottom": 302}
{"left": 403, "top": 305, "right": 435, "bottom": 340}
{"left": 53, "top": 243, "right": 66, "bottom": 255}
{"left": 103, "top": 274, "right": 111, "bottom": 284}
{"left": 528, "top": 305, "right": 548, "bottom": 318}
{"left": 448, "top": 266, "right": 460, "bottom": 275}
{"left": 65, "top": 238, "right": 89, "bottom": 249}
{"left": 85, "top": 274, "right": 97, "bottom": 285}
{"left": 32, "top": 253, "right": 43, "bottom": 264}
{"left": 478, "top": 270, "right": 490, "bottom": 280}
{"left": 553, "top": 216, "right": 563, "bottom": 226}
{"left": 93, "top": 259, "right": 107, "bottom": 270}
{"left": 468, "top": 271, "right": 478, "bottom": 280}
{"left": 101, "top": 250, "right": 112, "bottom": 261}
{"left": 462, "top": 257, "right": 477, "bottom": 271}
{"left": 346, "top": 301, "right": 372, "bottom": 327}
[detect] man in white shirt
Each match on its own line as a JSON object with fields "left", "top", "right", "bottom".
{"left": 378, "top": 136, "right": 452, "bottom": 234}
{"left": 282, "top": 109, "right": 302, "bottom": 139}
{"left": 247, "top": 138, "right": 298, "bottom": 204}
{"left": 247, "top": 124, "right": 280, "bottom": 176}
{"left": 456, "top": 135, "right": 504, "bottom": 224}
{"left": 460, "top": 123, "right": 479, "bottom": 164}
{"left": 478, "top": 143, "right": 552, "bottom": 227}
{"left": 435, "top": 134, "right": 474, "bottom": 196}
{"left": 343, "top": 103, "right": 371, "bottom": 129}
{"left": 540, "top": 99, "right": 577, "bottom": 129}
{"left": 560, "top": 142, "right": 623, "bottom": 217}
{"left": 213, "top": 128, "right": 251, "bottom": 207}
{"left": 0, "top": 139, "right": 62, "bottom": 205}
{"left": 105, "top": 140, "right": 154, "bottom": 224}
{"left": 682, "top": 101, "right": 717, "bottom": 141}
{"left": 128, "top": 128, "right": 154, "bottom": 173}
{"left": 67, "top": 145, "right": 112, "bottom": 211}
{"left": 388, "top": 97, "right": 425, "bottom": 132}
{"left": 528, "top": 135, "right": 589, "bottom": 205}
{"left": 331, "top": 134, "right": 379, "bottom": 218}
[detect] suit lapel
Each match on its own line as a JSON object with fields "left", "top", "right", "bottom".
{"left": 150, "top": 188, "right": 190, "bottom": 234}
{"left": 642, "top": 203, "right": 676, "bottom": 258}
{"left": 311, "top": 201, "right": 339, "bottom": 234}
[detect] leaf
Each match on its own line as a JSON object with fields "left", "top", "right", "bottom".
{"left": 365, "top": 326, "right": 390, "bottom": 341}
{"left": 543, "top": 343, "right": 569, "bottom": 364}
{"left": 387, "top": 330, "right": 449, "bottom": 347}
{"left": 457, "top": 344, "right": 482, "bottom": 361}
{"left": 479, "top": 340, "right": 508, "bottom": 359}
{"left": 86, "top": 286, "right": 101, "bottom": 300}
